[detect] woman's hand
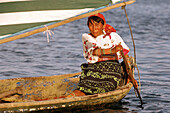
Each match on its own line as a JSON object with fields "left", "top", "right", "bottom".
{"left": 115, "top": 43, "right": 123, "bottom": 52}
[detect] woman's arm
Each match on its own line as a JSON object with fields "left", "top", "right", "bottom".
{"left": 92, "top": 44, "right": 123, "bottom": 56}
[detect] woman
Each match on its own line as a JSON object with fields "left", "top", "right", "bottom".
{"left": 67, "top": 13, "right": 130, "bottom": 97}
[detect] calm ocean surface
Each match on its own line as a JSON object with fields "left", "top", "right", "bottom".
{"left": 0, "top": 0, "right": 169, "bottom": 112}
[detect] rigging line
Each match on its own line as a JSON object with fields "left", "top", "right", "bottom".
{"left": 122, "top": 4, "right": 136, "bottom": 63}
{"left": 122, "top": 3, "right": 141, "bottom": 97}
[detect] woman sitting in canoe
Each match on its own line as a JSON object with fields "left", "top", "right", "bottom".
{"left": 68, "top": 13, "right": 130, "bottom": 97}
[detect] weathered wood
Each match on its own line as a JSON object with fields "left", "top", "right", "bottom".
{"left": 0, "top": 73, "right": 133, "bottom": 112}
{"left": 0, "top": 72, "right": 80, "bottom": 101}
{"left": 0, "top": 87, "right": 22, "bottom": 99}
{"left": 0, "top": 82, "right": 133, "bottom": 112}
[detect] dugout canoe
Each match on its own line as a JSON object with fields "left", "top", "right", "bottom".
{"left": 0, "top": 71, "right": 133, "bottom": 112}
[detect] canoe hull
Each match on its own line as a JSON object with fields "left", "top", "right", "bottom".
{"left": 0, "top": 82, "right": 132, "bottom": 112}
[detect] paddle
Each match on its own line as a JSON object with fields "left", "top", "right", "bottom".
{"left": 120, "top": 50, "right": 143, "bottom": 106}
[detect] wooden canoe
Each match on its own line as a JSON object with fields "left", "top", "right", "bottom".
{"left": 0, "top": 74, "right": 133, "bottom": 112}
{"left": 0, "top": 57, "right": 135, "bottom": 112}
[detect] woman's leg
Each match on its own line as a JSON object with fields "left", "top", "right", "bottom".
{"left": 66, "top": 90, "right": 86, "bottom": 98}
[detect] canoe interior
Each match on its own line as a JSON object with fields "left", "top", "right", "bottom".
{"left": 0, "top": 73, "right": 81, "bottom": 102}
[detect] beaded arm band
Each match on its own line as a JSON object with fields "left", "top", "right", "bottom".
{"left": 93, "top": 48, "right": 117, "bottom": 56}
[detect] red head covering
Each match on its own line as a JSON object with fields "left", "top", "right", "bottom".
{"left": 105, "top": 24, "right": 116, "bottom": 33}
{"left": 88, "top": 13, "right": 106, "bottom": 24}
{"left": 88, "top": 13, "right": 116, "bottom": 33}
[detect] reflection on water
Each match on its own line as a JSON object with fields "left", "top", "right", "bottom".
{"left": 0, "top": 0, "right": 170, "bottom": 112}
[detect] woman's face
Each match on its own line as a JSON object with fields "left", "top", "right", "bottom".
{"left": 88, "top": 19, "right": 105, "bottom": 37}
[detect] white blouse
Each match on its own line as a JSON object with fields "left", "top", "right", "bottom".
{"left": 82, "top": 32, "right": 130, "bottom": 63}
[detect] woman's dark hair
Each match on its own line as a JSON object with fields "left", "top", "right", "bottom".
{"left": 87, "top": 16, "right": 104, "bottom": 26}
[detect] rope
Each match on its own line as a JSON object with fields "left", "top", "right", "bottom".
{"left": 122, "top": 4, "right": 136, "bottom": 63}
{"left": 122, "top": 4, "right": 141, "bottom": 97}
{"left": 43, "top": 25, "right": 54, "bottom": 43}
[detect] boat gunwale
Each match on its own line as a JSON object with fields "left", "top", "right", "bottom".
{"left": 0, "top": 72, "right": 81, "bottom": 81}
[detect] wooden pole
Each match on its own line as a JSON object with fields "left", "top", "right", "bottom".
{"left": 0, "top": 0, "right": 136, "bottom": 44}
{"left": 120, "top": 50, "right": 143, "bottom": 106}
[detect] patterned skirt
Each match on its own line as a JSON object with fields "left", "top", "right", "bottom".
{"left": 77, "top": 60, "right": 122, "bottom": 95}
